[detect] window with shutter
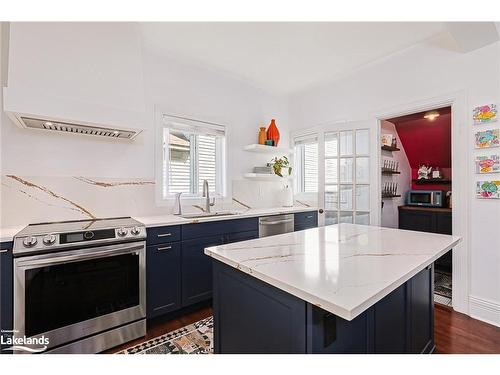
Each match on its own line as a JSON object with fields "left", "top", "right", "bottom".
{"left": 294, "top": 135, "right": 318, "bottom": 194}
{"left": 162, "top": 115, "right": 226, "bottom": 199}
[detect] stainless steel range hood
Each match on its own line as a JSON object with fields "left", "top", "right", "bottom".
{"left": 13, "top": 116, "right": 139, "bottom": 139}
{"left": 3, "top": 87, "right": 145, "bottom": 140}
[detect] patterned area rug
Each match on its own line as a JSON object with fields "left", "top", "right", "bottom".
{"left": 117, "top": 317, "right": 213, "bottom": 354}
{"left": 435, "top": 270, "right": 452, "bottom": 299}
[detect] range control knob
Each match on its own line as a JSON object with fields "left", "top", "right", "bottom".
{"left": 43, "top": 234, "right": 56, "bottom": 245}
{"left": 22, "top": 236, "right": 38, "bottom": 248}
{"left": 131, "top": 226, "right": 141, "bottom": 236}
{"left": 117, "top": 227, "right": 128, "bottom": 237}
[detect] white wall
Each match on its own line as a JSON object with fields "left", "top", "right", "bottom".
{"left": 380, "top": 120, "right": 411, "bottom": 228}
{"left": 288, "top": 39, "right": 500, "bottom": 325}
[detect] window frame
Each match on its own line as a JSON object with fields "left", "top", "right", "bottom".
{"left": 294, "top": 134, "right": 319, "bottom": 197}
{"left": 156, "top": 112, "right": 228, "bottom": 203}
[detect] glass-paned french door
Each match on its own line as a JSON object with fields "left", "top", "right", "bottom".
{"left": 293, "top": 120, "right": 379, "bottom": 227}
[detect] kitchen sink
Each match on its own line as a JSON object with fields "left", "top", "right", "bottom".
{"left": 180, "top": 211, "right": 240, "bottom": 219}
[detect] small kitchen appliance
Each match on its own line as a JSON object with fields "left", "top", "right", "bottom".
{"left": 406, "top": 190, "right": 444, "bottom": 207}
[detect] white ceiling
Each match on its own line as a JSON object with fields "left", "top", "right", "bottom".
{"left": 139, "top": 22, "right": 448, "bottom": 96}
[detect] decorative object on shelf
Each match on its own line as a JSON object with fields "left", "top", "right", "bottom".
{"left": 253, "top": 166, "right": 274, "bottom": 174}
{"left": 475, "top": 129, "right": 499, "bottom": 148}
{"left": 476, "top": 180, "right": 500, "bottom": 199}
{"left": 381, "top": 133, "right": 394, "bottom": 147}
{"left": 382, "top": 182, "right": 399, "bottom": 198}
{"left": 432, "top": 167, "right": 442, "bottom": 179}
{"left": 446, "top": 191, "right": 452, "bottom": 208}
{"left": 476, "top": 155, "right": 500, "bottom": 174}
{"left": 417, "top": 164, "right": 433, "bottom": 179}
{"left": 270, "top": 156, "right": 292, "bottom": 177}
{"left": 258, "top": 127, "right": 267, "bottom": 145}
{"left": 281, "top": 184, "right": 294, "bottom": 207}
{"left": 382, "top": 159, "right": 399, "bottom": 174}
{"left": 473, "top": 104, "right": 497, "bottom": 125}
{"left": 266, "top": 119, "right": 280, "bottom": 146}
{"left": 265, "top": 139, "right": 274, "bottom": 146}
{"left": 391, "top": 137, "right": 398, "bottom": 148}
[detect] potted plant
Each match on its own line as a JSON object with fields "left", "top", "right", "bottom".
{"left": 270, "top": 156, "right": 292, "bottom": 177}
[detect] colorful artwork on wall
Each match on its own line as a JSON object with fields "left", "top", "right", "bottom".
{"left": 475, "top": 129, "right": 500, "bottom": 148}
{"left": 475, "top": 155, "right": 500, "bottom": 174}
{"left": 473, "top": 104, "right": 497, "bottom": 125}
{"left": 476, "top": 181, "right": 500, "bottom": 199}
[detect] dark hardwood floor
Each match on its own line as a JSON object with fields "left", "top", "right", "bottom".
{"left": 434, "top": 304, "right": 500, "bottom": 354}
{"left": 107, "top": 304, "right": 500, "bottom": 354}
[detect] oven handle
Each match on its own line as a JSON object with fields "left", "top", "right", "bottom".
{"left": 15, "top": 242, "right": 144, "bottom": 268}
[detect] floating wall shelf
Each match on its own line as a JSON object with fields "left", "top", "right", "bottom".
{"left": 243, "top": 173, "right": 291, "bottom": 181}
{"left": 244, "top": 144, "right": 292, "bottom": 154}
{"left": 412, "top": 179, "right": 452, "bottom": 185}
{"left": 381, "top": 145, "right": 400, "bottom": 152}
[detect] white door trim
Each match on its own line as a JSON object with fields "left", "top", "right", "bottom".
{"left": 372, "top": 90, "right": 470, "bottom": 315}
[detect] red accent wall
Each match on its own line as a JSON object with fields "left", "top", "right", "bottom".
{"left": 390, "top": 111, "right": 452, "bottom": 191}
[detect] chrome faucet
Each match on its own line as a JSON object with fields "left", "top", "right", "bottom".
{"left": 173, "top": 192, "right": 182, "bottom": 215}
{"left": 202, "top": 179, "right": 215, "bottom": 213}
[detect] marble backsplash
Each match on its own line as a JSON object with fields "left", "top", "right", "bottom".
{"left": 0, "top": 175, "right": 311, "bottom": 227}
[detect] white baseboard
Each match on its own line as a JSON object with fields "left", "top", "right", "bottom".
{"left": 469, "top": 295, "right": 500, "bottom": 327}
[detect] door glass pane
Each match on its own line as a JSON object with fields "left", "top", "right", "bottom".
{"left": 355, "top": 212, "right": 370, "bottom": 225}
{"left": 356, "top": 157, "right": 370, "bottom": 184}
{"left": 356, "top": 185, "right": 370, "bottom": 211}
{"left": 340, "top": 211, "right": 353, "bottom": 223}
{"left": 325, "top": 158, "right": 338, "bottom": 184}
{"left": 325, "top": 211, "right": 338, "bottom": 225}
{"left": 325, "top": 185, "right": 338, "bottom": 210}
{"left": 340, "top": 185, "right": 353, "bottom": 210}
{"left": 356, "top": 129, "right": 369, "bottom": 155}
{"left": 340, "top": 158, "right": 353, "bottom": 183}
{"left": 325, "top": 133, "right": 338, "bottom": 157}
{"left": 340, "top": 131, "right": 353, "bottom": 156}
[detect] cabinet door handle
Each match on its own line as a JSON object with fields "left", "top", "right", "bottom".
{"left": 157, "top": 246, "right": 172, "bottom": 251}
{"left": 0, "top": 249, "right": 9, "bottom": 253}
{"left": 306, "top": 215, "right": 313, "bottom": 219}
{"left": 157, "top": 233, "right": 172, "bottom": 238}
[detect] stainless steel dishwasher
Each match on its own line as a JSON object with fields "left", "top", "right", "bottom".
{"left": 258, "top": 214, "right": 294, "bottom": 238}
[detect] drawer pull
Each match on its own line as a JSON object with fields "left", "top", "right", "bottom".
{"left": 157, "top": 233, "right": 172, "bottom": 238}
{"left": 306, "top": 215, "right": 313, "bottom": 219}
{"left": 0, "top": 249, "right": 9, "bottom": 253}
{"left": 157, "top": 246, "right": 172, "bottom": 251}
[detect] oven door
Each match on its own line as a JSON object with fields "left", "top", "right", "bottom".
{"left": 14, "top": 241, "right": 145, "bottom": 352}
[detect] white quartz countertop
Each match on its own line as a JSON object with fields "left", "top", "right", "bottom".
{"left": 0, "top": 206, "right": 317, "bottom": 242}
{"left": 134, "top": 206, "right": 317, "bottom": 228}
{"left": 205, "top": 223, "right": 461, "bottom": 321}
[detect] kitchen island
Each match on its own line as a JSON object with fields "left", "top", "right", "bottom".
{"left": 204, "top": 223, "right": 461, "bottom": 354}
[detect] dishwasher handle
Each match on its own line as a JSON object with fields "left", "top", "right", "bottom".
{"left": 259, "top": 219, "right": 294, "bottom": 225}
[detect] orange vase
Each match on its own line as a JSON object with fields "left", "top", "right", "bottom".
{"left": 258, "top": 127, "right": 267, "bottom": 145}
{"left": 266, "top": 119, "right": 280, "bottom": 146}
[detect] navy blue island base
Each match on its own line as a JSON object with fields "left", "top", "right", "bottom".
{"left": 211, "top": 260, "right": 435, "bottom": 354}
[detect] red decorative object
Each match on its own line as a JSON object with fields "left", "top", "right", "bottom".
{"left": 266, "top": 119, "right": 280, "bottom": 146}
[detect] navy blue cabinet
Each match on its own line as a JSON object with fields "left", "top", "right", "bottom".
{"left": 0, "top": 242, "right": 13, "bottom": 354}
{"left": 182, "top": 235, "right": 224, "bottom": 307}
{"left": 146, "top": 225, "right": 181, "bottom": 245}
{"left": 294, "top": 211, "right": 318, "bottom": 231}
{"left": 146, "top": 242, "right": 182, "bottom": 319}
{"left": 212, "top": 260, "right": 435, "bottom": 354}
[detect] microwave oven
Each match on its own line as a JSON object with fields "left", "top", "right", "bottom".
{"left": 406, "top": 190, "right": 443, "bottom": 207}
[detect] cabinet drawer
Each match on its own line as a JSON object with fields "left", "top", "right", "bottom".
{"left": 182, "top": 218, "right": 258, "bottom": 240}
{"left": 146, "top": 225, "right": 181, "bottom": 245}
{"left": 294, "top": 211, "right": 318, "bottom": 227}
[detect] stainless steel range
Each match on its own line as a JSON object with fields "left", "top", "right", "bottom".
{"left": 12, "top": 217, "right": 146, "bottom": 354}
